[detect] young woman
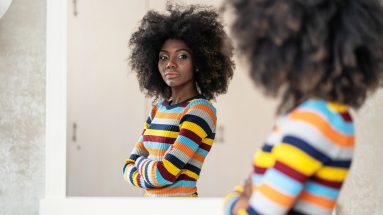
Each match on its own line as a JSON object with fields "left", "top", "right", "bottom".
{"left": 224, "top": 0, "right": 383, "bottom": 214}
{"left": 122, "top": 3, "right": 234, "bottom": 197}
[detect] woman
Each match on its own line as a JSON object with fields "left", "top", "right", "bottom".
{"left": 224, "top": 0, "right": 383, "bottom": 214}
{"left": 122, "top": 3, "right": 234, "bottom": 197}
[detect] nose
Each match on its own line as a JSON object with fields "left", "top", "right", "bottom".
{"left": 166, "top": 58, "right": 176, "bottom": 69}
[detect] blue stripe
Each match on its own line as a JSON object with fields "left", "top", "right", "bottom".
{"left": 149, "top": 123, "right": 180, "bottom": 132}
{"left": 144, "top": 141, "right": 171, "bottom": 150}
{"left": 165, "top": 153, "right": 186, "bottom": 170}
{"left": 252, "top": 174, "right": 263, "bottom": 185}
{"left": 283, "top": 135, "right": 330, "bottom": 163}
{"left": 328, "top": 160, "right": 352, "bottom": 168}
{"left": 264, "top": 168, "right": 303, "bottom": 196}
{"left": 145, "top": 116, "right": 152, "bottom": 125}
{"left": 196, "top": 148, "right": 209, "bottom": 157}
{"left": 180, "top": 114, "right": 212, "bottom": 136}
{"left": 144, "top": 160, "right": 154, "bottom": 187}
{"left": 262, "top": 144, "right": 273, "bottom": 152}
{"left": 305, "top": 181, "right": 339, "bottom": 199}
{"left": 225, "top": 196, "right": 239, "bottom": 215}
{"left": 176, "top": 135, "right": 200, "bottom": 151}
{"left": 129, "top": 154, "right": 139, "bottom": 161}
{"left": 128, "top": 166, "right": 136, "bottom": 186}
{"left": 247, "top": 206, "right": 261, "bottom": 215}
{"left": 155, "top": 165, "right": 171, "bottom": 186}
{"left": 184, "top": 163, "right": 201, "bottom": 175}
{"left": 299, "top": 100, "right": 354, "bottom": 135}
{"left": 167, "top": 180, "right": 197, "bottom": 188}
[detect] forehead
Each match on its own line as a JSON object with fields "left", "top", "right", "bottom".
{"left": 160, "top": 39, "right": 190, "bottom": 52}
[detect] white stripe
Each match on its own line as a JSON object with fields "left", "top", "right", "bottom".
{"left": 293, "top": 199, "right": 333, "bottom": 215}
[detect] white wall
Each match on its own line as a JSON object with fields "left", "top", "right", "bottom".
{"left": 0, "top": 0, "right": 46, "bottom": 214}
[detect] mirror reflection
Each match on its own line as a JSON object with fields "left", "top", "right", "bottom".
{"left": 67, "top": 0, "right": 277, "bottom": 197}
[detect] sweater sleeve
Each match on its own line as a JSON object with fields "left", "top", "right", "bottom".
{"left": 242, "top": 108, "right": 353, "bottom": 215}
{"left": 134, "top": 101, "right": 216, "bottom": 187}
{"left": 122, "top": 105, "right": 157, "bottom": 189}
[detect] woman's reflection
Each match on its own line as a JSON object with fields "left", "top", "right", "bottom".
{"left": 122, "top": 2, "right": 234, "bottom": 197}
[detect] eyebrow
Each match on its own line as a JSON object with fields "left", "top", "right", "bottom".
{"left": 159, "top": 48, "right": 191, "bottom": 54}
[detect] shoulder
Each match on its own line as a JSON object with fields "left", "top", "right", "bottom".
{"left": 186, "top": 98, "right": 217, "bottom": 115}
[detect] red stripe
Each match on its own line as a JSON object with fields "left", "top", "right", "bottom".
{"left": 313, "top": 176, "right": 343, "bottom": 189}
{"left": 143, "top": 135, "right": 176, "bottom": 144}
{"left": 274, "top": 161, "right": 308, "bottom": 183}
{"left": 157, "top": 161, "right": 176, "bottom": 182}
{"left": 137, "top": 175, "right": 142, "bottom": 188}
{"left": 254, "top": 166, "right": 267, "bottom": 174}
{"left": 179, "top": 129, "right": 202, "bottom": 145}
{"left": 199, "top": 143, "right": 211, "bottom": 151}
{"left": 340, "top": 112, "right": 352, "bottom": 122}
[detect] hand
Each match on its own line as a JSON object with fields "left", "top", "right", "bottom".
{"left": 232, "top": 175, "right": 253, "bottom": 215}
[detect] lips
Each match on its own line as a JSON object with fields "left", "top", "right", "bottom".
{"left": 164, "top": 71, "right": 180, "bottom": 79}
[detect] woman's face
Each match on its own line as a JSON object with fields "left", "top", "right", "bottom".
{"left": 158, "top": 39, "right": 195, "bottom": 89}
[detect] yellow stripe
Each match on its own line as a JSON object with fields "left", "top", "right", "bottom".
{"left": 224, "top": 192, "right": 240, "bottom": 205}
{"left": 144, "top": 129, "right": 179, "bottom": 138}
{"left": 181, "top": 121, "right": 207, "bottom": 138}
{"left": 202, "top": 138, "right": 214, "bottom": 146}
{"left": 238, "top": 209, "right": 249, "bottom": 215}
{"left": 254, "top": 150, "right": 275, "bottom": 168}
{"left": 181, "top": 169, "right": 199, "bottom": 180}
{"left": 163, "top": 159, "right": 180, "bottom": 176}
{"left": 316, "top": 166, "right": 349, "bottom": 181}
{"left": 132, "top": 171, "right": 139, "bottom": 187}
{"left": 327, "top": 102, "right": 348, "bottom": 112}
{"left": 273, "top": 143, "right": 322, "bottom": 175}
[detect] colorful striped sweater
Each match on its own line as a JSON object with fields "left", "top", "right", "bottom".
{"left": 225, "top": 99, "right": 355, "bottom": 215}
{"left": 123, "top": 95, "right": 216, "bottom": 197}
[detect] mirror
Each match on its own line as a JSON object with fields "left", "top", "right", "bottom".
{"left": 66, "top": 0, "right": 278, "bottom": 197}
{"left": 0, "top": 0, "right": 12, "bottom": 19}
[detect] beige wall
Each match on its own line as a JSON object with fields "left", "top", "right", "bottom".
{"left": 0, "top": 0, "right": 46, "bottom": 215}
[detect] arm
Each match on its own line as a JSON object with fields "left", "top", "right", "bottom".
{"left": 134, "top": 102, "right": 216, "bottom": 187}
{"left": 122, "top": 105, "right": 157, "bottom": 189}
{"left": 244, "top": 109, "right": 342, "bottom": 214}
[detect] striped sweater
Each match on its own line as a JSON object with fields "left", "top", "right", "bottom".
{"left": 123, "top": 95, "right": 216, "bottom": 197}
{"left": 225, "top": 99, "right": 355, "bottom": 215}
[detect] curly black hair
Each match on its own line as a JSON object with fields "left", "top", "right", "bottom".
{"left": 129, "top": 2, "right": 234, "bottom": 100}
{"left": 225, "top": 0, "right": 383, "bottom": 113}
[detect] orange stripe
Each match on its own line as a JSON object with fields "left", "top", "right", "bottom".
{"left": 174, "top": 142, "right": 195, "bottom": 157}
{"left": 258, "top": 184, "right": 295, "bottom": 207}
{"left": 289, "top": 111, "right": 354, "bottom": 147}
{"left": 299, "top": 191, "right": 336, "bottom": 209}
{"left": 192, "top": 153, "right": 205, "bottom": 163}
{"left": 155, "top": 111, "right": 181, "bottom": 120}
{"left": 190, "top": 104, "right": 217, "bottom": 124}
{"left": 147, "top": 148, "right": 166, "bottom": 156}
{"left": 146, "top": 186, "right": 197, "bottom": 194}
{"left": 135, "top": 142, "right": 146, "bottom": 150}
{"left": 151, "top": 162, "right": 159, "bottom": 186}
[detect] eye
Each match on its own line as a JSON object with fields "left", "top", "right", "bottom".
{"left": 159, "top": 55, "right": 168, "bottom": 61}
{"left": 177, "top": 53, "right": 188, "bottom": 60}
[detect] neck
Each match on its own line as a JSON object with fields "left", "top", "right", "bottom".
{"left": 170, "top": 85, "right": 199, "bottom": 104}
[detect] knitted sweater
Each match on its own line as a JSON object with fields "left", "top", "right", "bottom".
{"left": 225, "top": 99, "right": 355, "bottom": 215}
{"left": 123, "top": 95, "right": 216, "bottom": 197}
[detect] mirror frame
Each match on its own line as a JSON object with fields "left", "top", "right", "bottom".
{"left": 39, "top": 1, "right": 223, "bottom": 214}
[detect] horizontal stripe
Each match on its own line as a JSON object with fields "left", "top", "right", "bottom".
{"left": 258, "top": 183, "right": 295, "bottom": 207}
{"left": 262, "top": 144, "right": 273, "bottom": 152}
{"left": 299, "top": 191, "right": 336, "bottom": 209}
{"left": 274, "top": 143, "right": 322, "bottom": 176}
{"left": 143, "top": 135, "right": 176, "bottom": 144}
{"left": 143, "top": 141, "right": 171, "bottom": 150}
{"left": 293, "top": 198, "right": 333, "bottom": 215}
{"left": 304, "top": 181, "right": 339, "bottom": 199}
{"left": 149, "top": 123, "right": 180, "bottom": 132}
{"left": 165, "top": 154, "right": 185, "bottom": 172}
{"left": 289, "top": 111, "right": 354, "bottom": 147}
{"left": 144, "top": 129, "right": 179, "bottom": 138}
{"left": 254, "top": 150, "right": 274, "bottom": 168}
{"left": 299, "top": 101, "right": 354, "bottom": 135}
{"left": 179, "top": 128, "right": 203, "bottom": 145}
{"left": 199, "top": 142, "right": 212, "bottom": 151}
{"left": 155, "top": 111, "right": 181, "bottom": 119}
{"left": 312, "top": 176, "right": 343, "bottom": 189}
{"left": 184, "top": 163, "right": 201, "bottom": 175}
{"left": 274, "top": 161, "right": 308, "bottom": 183}
{"left": 282, "top": 135, "right": 330, "bottom": 163}
{"left": 181, "top": 115, "right": 211, "bottom": 137}
{"left": 264, "top": 168, "right": 303, "bottom": 196}
{"left": 316, "top": 166, "right": 349, "bottom": 181}
{"left": 146, "top": 186, "right": 197, "bottom": 194}
{"left": 250, "top": 188, "right": 288, "bottom": 214}
{"left": 328, "top": 160, "right": 352, "bottom": 168}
